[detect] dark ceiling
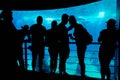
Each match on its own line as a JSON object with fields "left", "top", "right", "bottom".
{"left": 0, "top": 0, "right": 100, "bottom": 10}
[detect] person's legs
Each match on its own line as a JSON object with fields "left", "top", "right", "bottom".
{"left": 53, "top": 53, "right": 58, "bottom": 73}
{"left": 39, "top": 46, "right": 45, "bottom": 72}
{"left": 106, "top": 58, "right": 113, "bottom": 80}
{"left": 99, "top": 52, "right": 106, "bottom": 80}
{"left": 62, "top": 47, "right": 70, "bottom": 75}
{"left": 100, "top": 63, "right": 106, "bottom": 80}
{"left": 49, "top": 47, "right": 58, "bottom": 73}
{"left": 106, "top": 66, "right": 110, "bottom": 80}
{"left": 59, "top": 45, "right": 69, "bottom": 75}
{"left": 50, "top": 58, "right": 54, "bottom": 73}
{"left": 48, "top": 48, "right": 53, "bottom": 73}
{"left": 59, "top": 54, "right": 64, "bottom": 74}
{"left": 59, "top": 54, "right": 67, "bottom": 75}
{"left": 32, "top": 50, "right": 37, "bottom": 72}
{"left": 17, "top": 47, "right": 25, "bottom": 71}
{"left": 39, "top": 56, "right": 44, "bottom": 72}
{"left": 77, "top": 45, "right": 86, "bottom": 77}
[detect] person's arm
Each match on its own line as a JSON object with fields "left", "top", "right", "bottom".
{"left": 67, "top": 26, "right": 73, "bottom": 31}
{"left": 69, "top": 33, "right": 75, "bottom": 40}
{"left": 98, "top": 31, "right": 103, "bottom": 42}
{"left": 26, "top": 30, "right": 31, "bottom": 42}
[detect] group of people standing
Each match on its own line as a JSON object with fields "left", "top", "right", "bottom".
{"left": 0, "top": 9, "right": 119, "bottom": 80}
{"left": 29, "top": 14, "right": 93, "bottom": 79}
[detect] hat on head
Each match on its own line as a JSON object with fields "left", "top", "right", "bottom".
{"left": 106, "top": 19, "right": 116, "bottom": 24}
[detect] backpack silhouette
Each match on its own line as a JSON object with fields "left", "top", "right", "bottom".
{"left": 86, "top": 31, "right": 93, "bottom": 44}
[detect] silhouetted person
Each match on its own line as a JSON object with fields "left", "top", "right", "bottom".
{"left": 0, "top": 9, "right": 18, "bottom": 79}
{"left": 69, "top": 15, "right": 93, "bottom": 78}
{"left": 30, "top": 16, "right": 46, "bottom": 72}
{"left": 45, "top": 20, "right": 59, "bottom": 74}
{"left": 98, "top": 19, "right": 117, "bottom": 80}
{"left": 57, "top": 14, "right": 70, "bottom": 75}
{"left": 16, "top": 25, "right": 31, "bottom": 71}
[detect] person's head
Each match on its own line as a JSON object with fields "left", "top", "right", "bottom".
{"left": 61, "top": 14, "right": 69, "bottom": 24}
{"left": 21, "top": 25, "right": 29, "bottom": 30}
{"left": 106, "top": 19, "right": 116, "bottom": 30}
{"left": 51, "top": 20, "right": 57, "bottom": 29}
{"left": 69, "top": 15, "right": 77, "bottom": 26}
{"left": 37, "top": 16, "right": 43, "bottom": 25}
{"left": 0, "top": 9, "right": 13, "bottom": 22}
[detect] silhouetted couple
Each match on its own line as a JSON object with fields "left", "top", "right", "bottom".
{"left": 47, "top": 14, "right": 93, "bottom": 77}
{"left": 46, "top": 14, "right": 72, "bottom": 75}
{"left": 46, "top": 14, "right": 71, "bottom": 75}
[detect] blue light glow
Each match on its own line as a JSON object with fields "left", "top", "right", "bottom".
{"left": 98, "top": 12, "right": 105, "bottom": 18}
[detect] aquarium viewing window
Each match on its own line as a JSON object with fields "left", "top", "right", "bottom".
{"left": 0, "top": 0, "right": 118, "bottom": 79}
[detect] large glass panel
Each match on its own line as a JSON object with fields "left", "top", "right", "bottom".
{"left": 0, "top": 0, "right": 118, "bottom": 79}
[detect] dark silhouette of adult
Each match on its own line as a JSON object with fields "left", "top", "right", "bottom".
{"left": 45, "top": 20, "right": 59, "bottom": 74}
{"left": 30, "top": 16, "right": 46, "bottom": 72}
{"left": 57, "top": 14, "right": 70, "bottom": 75}
{"left": 0, "top": 9, "right": 18, "bottom": 79}
{"left": 16, "top": 25, "right": 31, "bottom": 71}
{"left": 68, "top": 15, "right": 93, "bottom": 78}
{"left": 98, "top": 19, "right": 117, "bottom": 80}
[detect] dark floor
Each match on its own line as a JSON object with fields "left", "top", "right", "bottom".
{"left": 16, "top": 70, "right": 100, "bottom": 80}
